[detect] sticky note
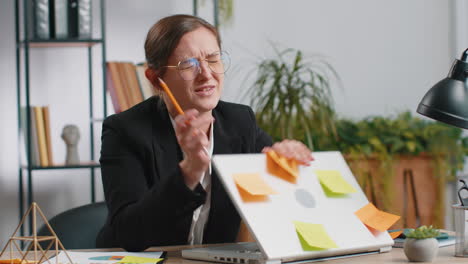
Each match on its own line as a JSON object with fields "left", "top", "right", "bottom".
{"left": 0, "top": 259, "right": 24, "bottom": 264}
{"left": 117, "top": 256, "right": 163, "bottom": 264}
{"left": 233, "top": 173, "right": 276, "bottom": 198}
{"left": 294, "top": 221, "right": 338, "bottom": 250}
{"left": 266, "top": 150, "right": 299, "bottom": 182}
{"left": 355, "top": 203, "right": 400, "bottom": 232}
{"left": 389, "top": 230, "right": 403, "bottom": 239}
{"left": 316, "top": 170, "right": 357, "bottom": 195}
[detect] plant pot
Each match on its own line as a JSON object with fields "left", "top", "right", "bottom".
{"left": 403, "top": 238, "right": 438, "bottom": 262}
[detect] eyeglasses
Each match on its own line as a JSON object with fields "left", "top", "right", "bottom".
{"left": 163, "top": 51, "right": 231, "bottom": 81}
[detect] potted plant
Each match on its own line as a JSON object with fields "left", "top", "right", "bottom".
{"left": 244, "top": 47, "right": 340, "bottom": 149}
{"left": 403, "top": 225, "right": 440, "bottom": 262}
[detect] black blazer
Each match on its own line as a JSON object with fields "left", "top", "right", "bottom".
{"left": 96, "top": 96, "right": 272, "bottom": 251}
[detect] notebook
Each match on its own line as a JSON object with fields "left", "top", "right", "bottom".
{"left": 182, "top": 151, "right": 394, "bottom": 263}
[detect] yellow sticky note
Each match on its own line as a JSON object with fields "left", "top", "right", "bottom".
{"left": 117, "top": 256, "right": 163, "bottom": 264}
{"left": 233, "top": 173, "right": 276, "bottom": 196}
{"left": 316, "top": 170, "right": 357, "bottom": 195}
{"left": 294, "top": 221, "right": 338, "bottom": 250}
{"left": 355, "top": 203, "right": 400, "bottom": 232}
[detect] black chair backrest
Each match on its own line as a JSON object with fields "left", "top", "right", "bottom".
{"left": 37, "top": 202, "right": 108, "bottom": 249}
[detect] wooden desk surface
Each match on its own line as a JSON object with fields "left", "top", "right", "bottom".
{"left": 140, "top": 244, "right": 464, "bottom": 263}
{"left": 4, "top": 244, "right": 463, "bottom": 264}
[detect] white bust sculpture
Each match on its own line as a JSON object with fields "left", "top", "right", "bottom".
{"left": 61, "top": 124, "right": 80, "bottom": 165}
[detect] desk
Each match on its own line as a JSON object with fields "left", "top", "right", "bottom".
{"left": 139, "top": 244, "right": 464, "bottom": 263}
{"left": 3, "top": 245, "right": 463, "bottom": 264}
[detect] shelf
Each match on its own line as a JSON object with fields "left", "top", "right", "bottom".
{"left": 21, "top": 161, "right": 100, "bottom": 170}
{"left": 15, "top": 0, "right": 107, "bottom": 239}
{"left": 91, "top": 118, "right": 105, "bottom": 123}
{"left": 19, "top": 39, "right": 103, "bottom": 48}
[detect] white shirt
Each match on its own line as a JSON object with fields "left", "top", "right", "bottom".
{"left": 169, "top": 116, "right": 213, "bottom": 245}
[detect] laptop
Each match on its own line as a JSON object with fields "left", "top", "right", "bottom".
{"left": 182, "top": 151, "right": 394, "bottom": 263}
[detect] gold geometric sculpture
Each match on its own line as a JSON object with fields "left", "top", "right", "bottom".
{"left": 0, "top": 203, "right": 73, "bottom": 264}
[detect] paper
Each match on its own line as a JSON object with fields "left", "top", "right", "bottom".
{"left": 233, "top": 173, "right": 276, "bottom": 196}
{"left": 117, "top": 256, "right": 163, "bottom": 264}
{"left": 266, "top": 150, "right": 299, "bottom": 182}
{"left": 233, "top": 173, "right": 276, "bottom": 202}
{"left": 355, "top": 203, "right": 400, "bottom": 232}
{"left": 294, "top": 221, "right": 338, "bottom": 250}
{"left": 389, "top": 230, "right": 403, "bottom": 239}
{"left": 47, "top": 251, "right": 164, "bottom": 264}
{"left": 0, "top": 259, "right": 25, "bottom": 264}
{"left": 315, "top": 170, "right": 357, "bottom": 195}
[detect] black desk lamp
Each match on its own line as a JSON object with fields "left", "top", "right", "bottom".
{"left": 417, "top": 48, "right": 468, "bottom": 206}
{"left": 417, "top": 48, "right": 468, "bottom": 129}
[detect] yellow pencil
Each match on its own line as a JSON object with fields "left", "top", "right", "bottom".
{"left": 157, "top": 77, "right": 210, "bottom": 156}
{"left": 158, "top": 77, "right": 185, "bottom": 115}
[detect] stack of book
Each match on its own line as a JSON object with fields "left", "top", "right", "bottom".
{"left": 21, "top": 106, "right": 54, "bottom": 167}
{"left": 106, "top": 62, "right": 154, "bottom": 113}
{"left": 29, "top": 0, "right": 92, "bottom": 39}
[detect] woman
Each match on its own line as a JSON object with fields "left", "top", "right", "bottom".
{"left": 97, "top": 14, "right": 312, "bottom": 251}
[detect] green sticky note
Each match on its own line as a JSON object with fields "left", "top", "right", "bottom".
{"left": 117, "top": 256, "right": 163, "bottom": 264}
{"left": 316, "top": 170, "right": 357, "bottom": 195}
{"left": 294, "top": 221, "right": 338, "bottom": 250}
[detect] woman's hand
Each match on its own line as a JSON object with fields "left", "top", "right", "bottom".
{"left": 262, "top": 139, "right": 314, "bottom": 166}
{"left": 175, "top": 109, "right": 213, "bottom": 189}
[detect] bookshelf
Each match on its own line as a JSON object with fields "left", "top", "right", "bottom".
{"left": 14, "top": 0, "right": 107, "bottom": 236}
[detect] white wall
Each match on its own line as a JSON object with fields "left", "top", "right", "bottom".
{"left": 0, "top": 0, "right": 461, "bottom": 246}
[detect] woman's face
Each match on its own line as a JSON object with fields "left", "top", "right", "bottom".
{"left": 161, "top": 27, "right": 224, "bottom": 116}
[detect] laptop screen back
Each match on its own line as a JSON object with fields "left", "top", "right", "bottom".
{"left": 211, "top": 151, "right": 393, "bottom": 262}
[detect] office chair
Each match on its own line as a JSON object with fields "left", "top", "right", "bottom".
{"left": 37, "top": 202, "right": 108, "bottom": 249}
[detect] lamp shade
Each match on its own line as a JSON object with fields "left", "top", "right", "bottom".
{"left": 417, "top": 48, "right": 468, "bottom": 129}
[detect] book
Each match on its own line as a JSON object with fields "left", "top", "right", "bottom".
{"left": 107, "top": 62, "right": 128, "bottom": 113}
{"left": 34, "top": 106, "right": 49, "bottom": 167}
{"left": 135, "top": 63, "right": 155, "bottom": 100}
{"left": 42, "top": 106, "right": 54, "bottom": 166}
{"left": 106, "top": 62, "right": 149, "bottom": 113}
{"left": 29, "top": 107, "right": 40, "bottom": 166}
{"left": 392, "top": 229, "right": 456, "bottom": 248}
{"left": 116, "top": 63, "right": 133, "bottom": 109}
{"left": 122, "top": 62, "right": 143, "bottom": 107}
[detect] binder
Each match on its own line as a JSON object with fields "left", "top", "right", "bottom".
{"left": 33, "top": 0, "right": 51, "bottom": 39}
{"left": 68, "top": 0, "right": 79, "bottom": 38}
{"left": 53, "top": 0, "right": 68, "bottom": 38}
{"left": 78, "top": 0, "right": 92, "bottom": 38}
{"left": 68, "top": 0, "right": 91, "bottom": 38}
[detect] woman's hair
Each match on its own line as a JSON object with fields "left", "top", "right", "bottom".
{"left": 144, "top": 14, "right": 221, "bottom": 76}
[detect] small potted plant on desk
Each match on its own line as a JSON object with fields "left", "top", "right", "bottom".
{"left": 403, "top": 225, "right": 440, "bottom": 262}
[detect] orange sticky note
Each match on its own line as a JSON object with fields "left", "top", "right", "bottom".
{"left": 389, "top": 230, "right": 403, "bottom": 239}
{"left": 0, "top": 260, "right": 37, "bottom": 264}
{"left": 0, "top": 260, "right": 22, "bottom": 264}
{"left": 233, "top": 173, "right": 276, "bottom": 196}
{"left": 355, "top": 203, "right": 400, "bottom": 232}
{"left": 266, "top": 150, "right": 299, "bottom": 182}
